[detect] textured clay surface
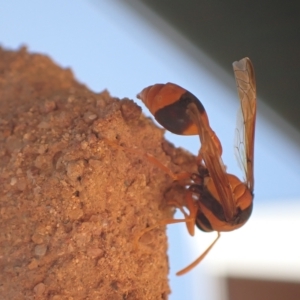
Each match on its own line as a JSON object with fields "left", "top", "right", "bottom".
{"left": 0, "top": 47, "right": 196, "bottom": 300}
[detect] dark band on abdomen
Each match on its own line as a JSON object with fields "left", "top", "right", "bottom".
{"left": 155, "top": 91, "right": 205, "bottom": 135}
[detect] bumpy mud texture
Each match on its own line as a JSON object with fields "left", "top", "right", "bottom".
{"left": 0, "top": 47, "right": 196, "bottom": 299}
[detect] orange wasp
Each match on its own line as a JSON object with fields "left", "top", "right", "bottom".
{"left": 136, "top": 57, "right": 256, "bottom": 275}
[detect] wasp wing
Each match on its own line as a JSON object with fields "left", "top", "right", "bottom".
{"left": 233, "top": 58, "right": 256, "bottom": 192}
{"left": 187, "top": 103, "right": 235, "bottom": 221}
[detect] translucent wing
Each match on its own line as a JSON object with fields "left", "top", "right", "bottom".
{"left": 233, "top": 58, "right": 256, "bottom": 192}
{"left": 187, "top": 103, "right": 235, "bottom": 221}
{"left": 234, "top": 108, "right": 246, "bottom": 173}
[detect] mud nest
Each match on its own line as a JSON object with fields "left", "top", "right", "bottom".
{"left": 0, "top": 47, "right": 196, "bottom": 300}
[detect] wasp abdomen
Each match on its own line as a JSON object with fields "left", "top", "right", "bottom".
{"left": 137, "top": 82, "right": 207, "bottom": 135}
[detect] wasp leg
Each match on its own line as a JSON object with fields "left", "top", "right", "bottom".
{"left": 133, "top": 217, "right": 195, "bottom": 250}
{"left": 103, "top": 137, "right": 191, "bottom": 182}
{"left": 135, "top": 190, "right": 199, "bottom": 251}
{"left": 184, "top": 190, "right": 198, "bottom": 236}
{"left": 168, "top": 189, "right": 198, "bottom": 236}
{"left": 176, "top": 232, "right": 221, "bottom": 276}
{"left": 167, "top": 200, "right": 189, "bottom": 218}
{"left": 145, "top": 152, "right": 190, "bottom": 182}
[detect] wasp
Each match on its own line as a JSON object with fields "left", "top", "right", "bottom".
{"left": 136, "top": 57, "right": 256, "bottom": 275}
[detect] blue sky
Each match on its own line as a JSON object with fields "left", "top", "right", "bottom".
{"left": 2, "top": 1, "right": 300, "bottom": 299}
